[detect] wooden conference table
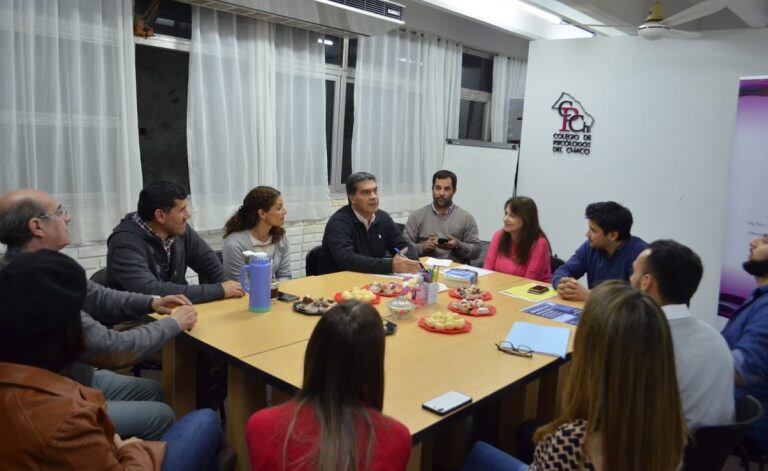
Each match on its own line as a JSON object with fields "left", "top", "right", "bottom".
{"left": 160, "top": 266, "right": 579, "bottom": 471}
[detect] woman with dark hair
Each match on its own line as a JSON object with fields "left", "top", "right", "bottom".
{"left": 463, "top": 281, "right": 687, "bottom": 470}
{"left": 222, "top": 186, "right": 291, "bottom": 281}
{"left": 0, "top": 250, "right": 223, "bottom": 470}
{"left": 483, "top": 196, "right": 552, "bottom": 282}
{"left": 246, "top": 301, "right": 411, "bottom": 470}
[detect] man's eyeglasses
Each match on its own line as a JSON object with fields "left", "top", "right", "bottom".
{"left": 40, "top": 205, "right": 68, "bottom": 219}
{"left": 495, "top": 340, "right": 533, "bottom": 358}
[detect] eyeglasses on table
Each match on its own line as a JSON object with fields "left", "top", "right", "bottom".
{"left": 495, "top": 340, "right": 533, "bottom": 358}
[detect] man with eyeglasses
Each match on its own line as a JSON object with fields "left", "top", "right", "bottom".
{"left": 630, "top": 239, "right": 734, "bottom": 429}
{"left": 0, "top": 188, "right": 196, "bottom": 441}
{"left": 721, "top": 233, "right": 768, "bottom": 454}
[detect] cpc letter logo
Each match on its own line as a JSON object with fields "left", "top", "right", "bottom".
{"left": 552, "top": 92, "right": 594, "bottom": 133}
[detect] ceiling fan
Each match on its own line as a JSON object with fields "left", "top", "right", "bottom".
{"left": 568, "top": 0, "right": 763, "bottom": 40}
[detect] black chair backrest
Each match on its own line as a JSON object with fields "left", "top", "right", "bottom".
{"left": 550, "top": 255, "right": 565, "bottom": 273}
{"left": 305, "top": 245, "right": 324, "bottom": 276}
{"left": 682, "top": 395, "right": 764, "bottom": 471}
{"left": 470, "top": 240, "right": 491, "bottom": 268}
{"left": 215, "top": 250, "right": 223, "bottom": 264}
{"left": 90, "top": 267, "right": 108, "bottom": 286}
{"left": 395, "top": 222, "right": 405, "bottom": 233}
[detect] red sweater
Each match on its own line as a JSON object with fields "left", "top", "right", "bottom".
{"left": 483, "top": 231, "right": 552, "bottom": 282}
{"left": 246, "top": 401, "right": 411, "bottom": 470}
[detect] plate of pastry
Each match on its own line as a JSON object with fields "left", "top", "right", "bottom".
{"left": 449, "top": 284, "right": 492, "bottom": 301}
{"left": 333, "top": 287, "right": 380, "bottom": 304}
{"left": 365, "top": 281, "right": 404, "bottom": 297}
{"left": 448, "top": 299, "right": 497, "bottom": 316}
{"left": 418, "top": 311, "right": 472, "bottom": 334}
{"left": 293, "top": 295, "right": 337, "bottom": 315}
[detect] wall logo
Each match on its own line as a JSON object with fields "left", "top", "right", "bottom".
{"left": 551, "top": 92, "right": 593, "bottom": 156}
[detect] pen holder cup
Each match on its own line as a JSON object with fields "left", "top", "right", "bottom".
{"left": 423, "top": 282, "right": 439, "bottom": 305}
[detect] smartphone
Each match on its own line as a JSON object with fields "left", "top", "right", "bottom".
{"left": 527, "top": 285, "right": 550, "bottom": 295}
{"left": 277, "top": 292, "right": 300, "bottom": 302}
{"left": 437, "top": 237, "right": 449, "bottom": 244}
{"left": 422, "top": 390, "right": 472, "bottom": 416}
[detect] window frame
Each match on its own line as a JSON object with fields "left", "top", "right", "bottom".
{"left": 460, "top": 48, "right": 494, "bottom": 142}
{"left": 459, "top": 88, "right": 492, "bottom": 142}
{"left": 134, "top": 32, "right": 191, "bottom": 52}
{"left": 325, "top": 37, "right": 356, "bottom": 195}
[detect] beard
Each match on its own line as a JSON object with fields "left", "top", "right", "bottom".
{"left": 434, "top": 197, "right": 452, "bottom": 208}
{"left": 743, "top": 258, "right": 768, "bottom": 277}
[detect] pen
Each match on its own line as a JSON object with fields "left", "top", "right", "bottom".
{"left": 393, "top": 247, "right": 426, "bottom": 269}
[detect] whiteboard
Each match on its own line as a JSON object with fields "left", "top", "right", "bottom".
{"left": 442, "top": 141, "right": 520, "bottom": 241}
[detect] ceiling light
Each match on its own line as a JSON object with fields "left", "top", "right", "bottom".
{"left": 512, "top": 0, "right": 561, "bottom": 24}
{"left": 318, "top": 38, "right": 334, "bottom": 46}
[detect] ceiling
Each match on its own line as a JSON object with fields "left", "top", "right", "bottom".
{"left": 412, "top": 0, "right": 768, "bottom": 40}
{"left": 546, "top": 0, "right": 755, "bottom": 32}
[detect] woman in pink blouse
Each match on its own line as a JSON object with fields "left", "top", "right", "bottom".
{"left": 483, "top": 196, "right": 552, "bottom": 282}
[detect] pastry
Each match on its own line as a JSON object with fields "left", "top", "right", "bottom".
{"left": 295, "top": 295, "right": 337, "bottom": 314}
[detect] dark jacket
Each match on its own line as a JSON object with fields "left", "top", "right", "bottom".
{"left": 2, "top": 249, "right": 181, "bottom": 386}
{"left": 318, "top": 205, "right": 417, "bottom": 275}
{"left": 106, "top": 213, "right": 225, "bottom": 303}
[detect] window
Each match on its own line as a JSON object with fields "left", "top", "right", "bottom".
{"left": 135, "top": 44, "right": 191, "bottom": 191}
{"left": 458, "top": 99, "right": 486, "bottom": 141}
{"left": 134, "top": 0, "right": 192, "bottom": 39}
{"left": 507, "top": 98, "right": 525, "bottom": 143}
{"left": 459, "top": 51, "right": 493, "bottom": 141}
{"left": 324, "top": 35, "right": 356, "bottom": 191}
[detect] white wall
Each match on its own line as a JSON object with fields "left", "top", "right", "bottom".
{"left": 517, "top": 28, "right": 768, "bottom": 327}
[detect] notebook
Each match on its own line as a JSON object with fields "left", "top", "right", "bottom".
{"left": 499, "top": 282, "right": 557, "bottom": 302}
{"left": 505, "top": 322, "right": 571, "bottom": 358}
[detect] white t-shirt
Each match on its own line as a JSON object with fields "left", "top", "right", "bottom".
{"left": 249, "top": 233, "right": 276, "bottom": 261}
{"left": 662, "top": 304, "right": 735, "bottom": 429}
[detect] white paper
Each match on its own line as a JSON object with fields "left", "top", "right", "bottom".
{"left": 424, "top": 257, "right": 452, "bottom": 267}
{"left": 453, "top": 264, "right": 495, "bottom": 277}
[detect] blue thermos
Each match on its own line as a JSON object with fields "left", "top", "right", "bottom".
{"left": 240, "top": 251, "right": 272, "bottom": 313}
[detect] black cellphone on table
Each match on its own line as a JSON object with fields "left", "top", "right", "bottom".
{"left": 277, "top": 292, "right": 300, "bottom": 302}
{"left": 527, "top": 285, "right": 550, "bottom": 295}
{"left": 437, "top": 237, "right": 449, "bottom": 244}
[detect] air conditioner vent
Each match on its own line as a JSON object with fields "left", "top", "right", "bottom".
{"left": 327, "top": 0, "right": 405, "bottom": 21}
{"left": 176, "top": 0, "right": 405, "bottom": 37}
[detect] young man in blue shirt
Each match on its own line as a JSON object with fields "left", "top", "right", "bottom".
{"left": 553, "top": 201, "right": 647, "bottom": 301}
{"left": 721, "top": 233, "right": 768, "bottom": 452}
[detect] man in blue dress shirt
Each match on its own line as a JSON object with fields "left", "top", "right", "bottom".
{"left": 721, "top": 233, "right": 768, "bottom": 452}
{"left": 553, "top": 201, "right": 647, "bottom": 302}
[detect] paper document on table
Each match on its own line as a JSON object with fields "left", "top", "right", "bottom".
{"left": 453, "top": 265, "right": 494, "bottom": 277}
{"left": 424, "top": 257, "right": 452, "bottom": 267}
{"left": 521, "top": 301, "right": 582, "bottom": 326}
{"left": 499, "top": 283, "right": 557, "bottom": 302}
{"left": 505, "top": 322, "right": 571, "bottom": 358}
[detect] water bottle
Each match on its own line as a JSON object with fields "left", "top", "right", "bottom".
{"left": 240, "top": 251, "right": 272, "bottom": 313}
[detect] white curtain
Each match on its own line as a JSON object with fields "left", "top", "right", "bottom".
{"left": 274, "top": 25, "right": 330, "bottom": 221}
{"left": 0, "top": 0, "right": 142, "bottom": 244}
{"left": 187, "top": 8, "right": 277, "bottom": 231}
{"left": 188, "top": 10, "right": 330, "bottom": 229}
{"left": 352, "top": 30, "right": 462, "bottom": 212}
{"left": 490, "top": 56, "right": 527, "bottom": 143}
